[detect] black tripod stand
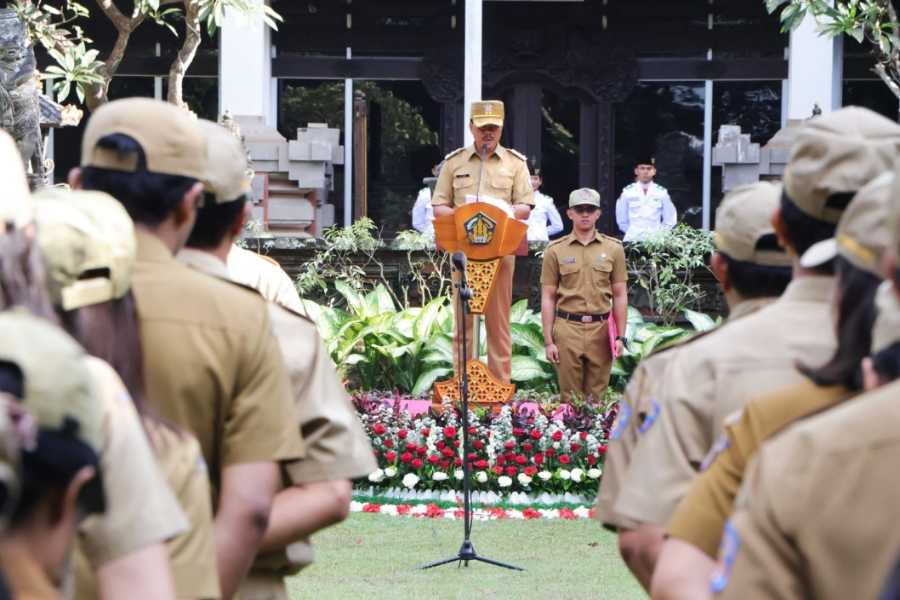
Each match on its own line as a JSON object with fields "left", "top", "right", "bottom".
{"left": 420, "top": 252, "right": 524, "bottom": 572}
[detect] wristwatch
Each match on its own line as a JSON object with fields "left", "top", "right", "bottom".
{"left": 615, "top": 336, "right": 626, "bottom": 343}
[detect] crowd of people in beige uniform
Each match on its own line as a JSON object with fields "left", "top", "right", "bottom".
{"left": 0, "top": 97, "right": 374, "bottom": 600}
{"left": 3, "top": 95, "right": 900, "bottom": 600}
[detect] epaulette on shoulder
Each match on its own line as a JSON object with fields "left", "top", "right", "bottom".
{"left": 654, "top": 184, "right": 667, "bottom": 192}
{"left": 508, "top": 148, "right": 527, "bottom": 161}
{"left": 624, "top": 182, "right": 637, "bottom": 190}
{"left": 272, "top": 300, "right": 316, "bottom": 325}
{"left": 258, "top": 254, "right": 281, "bottom": 267}
{"left": 444, "top": 147, "right": 466, "bottom": 161}
{"left": 546, "top": 235, "right": 570, "bottom": 249}
{"left": 601, "top": 233, "right": 623, "bottom": 245}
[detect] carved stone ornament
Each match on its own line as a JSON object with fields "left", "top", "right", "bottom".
{"left": 422, "top": 46, "right": 463, "bottom": 104}
{"left": 0, "top": 9, "right": 46, "bottom": 187}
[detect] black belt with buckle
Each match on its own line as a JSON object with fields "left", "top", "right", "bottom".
{"left": 556, "top": 310, "right": 609, "bottom": 324}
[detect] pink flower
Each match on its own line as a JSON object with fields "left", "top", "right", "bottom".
{"left": 443, "top": 426, "right": 457, "bottom": 438}
{"left": 559, "top": 454, "right": 571, "bottom": 464}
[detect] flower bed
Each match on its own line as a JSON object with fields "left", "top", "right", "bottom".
{"left": 353, "top": 393, "right": 617, "bottom": 499}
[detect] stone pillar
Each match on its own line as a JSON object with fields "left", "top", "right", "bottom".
{"left": 219, "top": 2, "right": 274, "bottom": 126}
{"left": 787, "top": 9, "right": 843, "bottom": 119}
{"left": 463, "top": 0, "right": 482, "bottom": 147}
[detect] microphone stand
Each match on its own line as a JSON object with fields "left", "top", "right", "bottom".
{"left": 420, "top": 152, "right": 524, "bottom": 573}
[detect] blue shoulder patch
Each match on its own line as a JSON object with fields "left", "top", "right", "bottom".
{"left": 710, "top": 521, "right": 742, "bottom": 594}
{"left": 610, "top": 401, "right": 632, "bottom": 440}
{"left": 701, "top": 434, "right": 731, "bottom": 472}
{"left": 638, "top": 400, "right": 661, "bottom": 434}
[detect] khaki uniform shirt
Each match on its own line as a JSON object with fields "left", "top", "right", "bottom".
{"left": 0, "top": 545, "right": 60, "bottom": 600}
{"left": 614, "top": 277, "right": 836, "bottom": 526}
{"left": 134, "top": 231, "right": 303, "bottom": 491}
{"left": 540, "top": 232, "right": 628, "bottom": 314}
{"left": 75, "top": 419, "right": 220, "bottom": 600}
{"left": 77, "top": 358, "right": 187, "bottom": 566}
{"left": 227, "top": 246, "right": 304, "bottom": 315}
{"left": 715, "top": 380, "right": 900, "bottom": 600}
{"left": 431, "top": 144, "right": 534, "bottom": 208}
{"left": 668, "top": 380, "right": 852, "bottom": 558}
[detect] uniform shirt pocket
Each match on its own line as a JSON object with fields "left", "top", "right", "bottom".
{"left": 491, "top": 174, "right": 514, "bottom": 192}
{"left": 452, "top": 173, "right": 476, "bottom": 198}
{"left": 559, "top": 261, "right": 580, "bottom": 286}
{"left": 592, "top": 260, "right": 613, "bottom": 287}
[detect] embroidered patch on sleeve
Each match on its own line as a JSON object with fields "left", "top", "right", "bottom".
{"left": 638, "top": 399, "right": 661, "bottom": 434}
{"left": 709, "top": 520, "right": 742, "bottom": 594}
{"left": 701, "top": 434, "right": 731, "bottom": 472}
{"left": 610, "top": 401, "right": 632, "bottom": 440}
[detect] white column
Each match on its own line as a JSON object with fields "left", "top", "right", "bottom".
{"left": 702, "top": 79, "right": 713, "bottom": 231}
{"left": 344, "top": 48, "right": 353, "bottom": 227}
{"left": 463, "top": 0, "right": 482, "bottom": 147}
{"left": 219, "top": 3, "right": 274, "bottom": 125}
{"left": 787, "top": 10, "right": 843, "bottom": 119}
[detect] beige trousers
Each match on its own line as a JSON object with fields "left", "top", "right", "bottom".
{"left": 553, "top": 318, "right": 613, "bottom": 403}
{"left": 236, "top": 574, "right": 288, "bottom": 600}
{"left": 453, "top": 255, "right": 515, "bottom": 383}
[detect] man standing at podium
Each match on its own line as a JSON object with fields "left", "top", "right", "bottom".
{"left": 431, "top": 100, "right": 534, "bottom": 382}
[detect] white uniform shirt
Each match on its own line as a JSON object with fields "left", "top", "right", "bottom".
{"left": 411, "top": 187, "right": 435, "bottom": 236}
{"left": 526, "top": 191, "right": 564, "bottom": 242}
{"left": 615, "top": 181, "right": 677, "bottom": 242}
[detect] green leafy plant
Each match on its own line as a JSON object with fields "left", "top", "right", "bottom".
{"left": 767, "top": 0, "right": 900, "bottom": 100}
{"left": 626, "top": 224, "right": 715, "bottom": 325}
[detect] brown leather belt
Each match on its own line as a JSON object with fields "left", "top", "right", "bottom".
{"left": 556, "top": 310, "right": 609, "bottom": 324}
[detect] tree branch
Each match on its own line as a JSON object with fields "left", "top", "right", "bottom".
{"left": 166, "top": 1, "right": 200, "bottom": 108}
{"left": 85, "top": 0, "right": 147, "bottom": 110}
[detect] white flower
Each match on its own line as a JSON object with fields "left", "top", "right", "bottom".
{"left": 432, "top": 471, "right": 448, "bottom": 481}
{"left": 553, "top": 441, "right": 560, "bottom": 449}
{"left": 384, "top": 466, "right": 397, "bottom": 477}
{"left": 517, "top": 473, "right": 533, "bottom": 486}
{"left": 588, "top": 468, "right": 602, "bottom": 479}
{"left": 475, "top": 471, "right": 488, "bottom": 483}
{"left": 454, "top": 469, "right": 465, "bottom": 480}
{"left": 498, "top": 476, "right": 513, "bottom": 488}
{"left": 571, "top": 468, "right": 584, "bottom": 483}
{"left": 367, "top": 469, "right": 385, "bottom": 483}
{"left": 537, "top": 470, "right": 552, "bottom": 481}
{"left": 559, "top": 469, "right": 571, "bottom": 481}
{"left": 401, "top": 473, "right": 420, "bottom": 489}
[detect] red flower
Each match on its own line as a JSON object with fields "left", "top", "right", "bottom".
{"left": 400, "top": 452, "right": 412, "bottom": 463}
{"left": 468, "top": 427, "right": 477, "bottom": 435}
{"left": 373, "top": 423, "right": 386, "bottom": 435}
{"left": 545, "top": 448, "right": 556, "bottom": 457}
{"left": 505, "top": 466, "right": 518, "bottom": 477}
{"left": 522, "top": 442, "right": 533, "bottom": 453}
{"left": 474, "top": 460, "right": 488, "bottom": 469}
{"left": 570, "top": 443, "right": 582, "bottom": 453}
{"left": 515, "top": 454, "right": 527, "bottom": 465}
{"left": 406, "top": 442, "right": 417, "bottom": 452}
{"left": 398, "top": 429, "right": 408, "bottom": 439}
{"left": 384, "top": 439, "right": 394, "bottom": 449}
{"left": 524, "top": 466, "right": 537, "bottom": 476}
{"left": 529, "top": 430, "right": 541, "bottom": 440}
{"left": 427, "top": 454, "right": 440, "bottom": 464}
{"left": 425, "top": 504, "right": 445, "bottom": 518}
{"left": 559, "top": 508, "right": 577, "bottom": 520}
{"left": 496, "top": 455, "right": 506, "bottom": 466}
{"left": 533, "top": 453, "right": 544, "bottom": 465}
{"left": 579, "top": 431, "right": 588, "bottom": 441}
{"left": 436, "top": 440, "right": 446, "bottom": 450}
{"left": 453, "top": 439, "right": 461, "bottom": 448}
{"left": 372, "top": 449, "right": 379, "bottom": 457}
{"left": 416, "top": 446, "right": 427, "bottom": 456}
{"left": 559, "top": 454, "right": 571, "bottom": 464}
{"left": 467, "top": 453, "right": 478, "bottom": 462}
{"left": 441, "top": 447, "right": 455, "bottom": 458}
{"left": 411, "top": 458, "right": 423, "bottom": 469}
{"left": 440, "top": 460, "right": 450, "bottom": 470}
{"left": 599, "top": 445, "right": 609, "bottom": 455}
{"left": 552, "top": 430, "right": 563, "bottom": 442}
{"left": 363, "top": 503, "right": 381, "bottom": 513}
{"left": 454, "top": 457, "right": 462, "bottom": 466}
{"left": 443, "top": 426, "right": 457, "bottom": 438}
{"left": 473, "top": 440, "right": 484, "bottom": 450}
{"left": 420, "top": 427, "right": 431, "bottom": 437}
{"left": 385, "top": 451, "right": 397, "bottom": 462}
{"left": 504, "top": 440, "right": 516, "bottom": 450}
{"left": 396, "top": 504, "right": 411, "bottom": 515}
{"left": 522, "top": 508, "right": 542, "bottom": 520}
{"left": 586, "top": 455, "right": 598, "bottom": 465}
{"left": 489, "top": 507, "right": 508, "bottom": 519}
{"left": 493, "top": 466, "right": 504, "bottom": 475}
{"left": 513, "top": 427, "right": 525, "bottom": 437}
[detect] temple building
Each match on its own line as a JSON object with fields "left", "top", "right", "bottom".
{"left": 48, "top": 0, "right": 897, "bottom": 237}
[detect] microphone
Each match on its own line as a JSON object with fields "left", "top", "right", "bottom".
{"left": 451, "top": 251, "right": 467, "bottom": 272}
{"left": 452, "top": 251, "right": 474, "bottom": 300}
{"left": 476, "top": 143, "right": 488, "bottom": 204}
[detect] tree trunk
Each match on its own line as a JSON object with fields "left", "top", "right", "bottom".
{"left": 86, "top": 1, "right": 145, "bottom": 111}
{"left": 166, "top": 2, "right": 201, "bottom": 108}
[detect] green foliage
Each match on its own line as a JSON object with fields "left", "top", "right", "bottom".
{"left": 626, "top": 224, "right": 715, "bottom": 326}
{"left": 295, "top": 217, "right": 383, "bottom": 300}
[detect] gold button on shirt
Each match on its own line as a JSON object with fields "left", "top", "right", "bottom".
{"left": 540, "top": 232, "right": 628, "bottom": 315}
{"left": 431, "top": 144, "right": 534, "bottom": 208}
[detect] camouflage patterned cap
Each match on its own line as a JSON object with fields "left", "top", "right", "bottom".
{"left": 801, "top": 172, "right": 894, "bottom": 277}
{"left": 33, "top": 188, "right": 135, "bottom": 311}
{"left": 568, "top": 187, "right": 601, "bottom": 208}
{"left": 198, "top": 119, "right": 252, "bottom": 204}
{"left": 714, "top": 182, "right": 791, "bottom": 267}
{"left": 784, "top": 106, "right": 900, "bottom": 224}
{"left": 0, "top": 129, "right": 31, "bottom": 230}
{"left": 0, "top": 310, "right": 103, "bottom": 456}
{"left": 470, "top": 100, "right": 505, "bottom": 128}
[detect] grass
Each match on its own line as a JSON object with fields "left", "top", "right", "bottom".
{"left": 287, "top": 513, "right": 644, "bottom": 600}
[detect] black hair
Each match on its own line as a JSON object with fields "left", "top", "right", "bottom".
{"left": 720, "top": 234, "right": 793, "bottom": 299}
{"left": 872, "top": 341, "right": 900, "bottom": 383}
{"left": 79, "top": 133, "right": 198, "bottom": 227}
{"left": 801, "top": 256, "right": 881, "bottom": 391}
{"left": 185, "top": 194, "right": 247, "bottom": 249}
{"left": 780, "top": 191, "right": 839, "bottom": 275}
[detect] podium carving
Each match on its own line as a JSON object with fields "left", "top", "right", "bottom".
{"left": 432, "top": 202, "right": 527, "bottom": 411}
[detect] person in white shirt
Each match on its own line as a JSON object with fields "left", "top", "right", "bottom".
{"left": 526, "top": 163, "right": 563, "bottom": 242}
{"left": 411, "top": 162, "right": 441, "bottom": 236}
{"left": 615, "top": 157, "right": 677, "bottom": 242}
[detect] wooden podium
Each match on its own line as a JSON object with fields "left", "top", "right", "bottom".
{"left": 432, "top": 202, "right": 527, "bottom": 411}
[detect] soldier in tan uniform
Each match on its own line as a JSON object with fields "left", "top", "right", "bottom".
{"left": 0, "top": 130, "right": 184, "bottom": 600}
{"left": 652, "top": 173, "right": 894, "bottom": 599}
{"left": 69, "top": 98, "right": 304, "bottom": 600}
{"left": 178, "top": 120, "right": 376, "bottom": 600}
{"left": 431, "top": 100, "right": 533, "bottom": 382}
{"left": 31, "top": 189, "right": 220, "bottom": 600}
{"left": 540, "top": 188, "right": 628, "bottom": 402}
{"left": 614, "top": 106, "right": 900, "bottom": 591}
{"left": 0, "top": 312, "right": 105, "bottom": 600}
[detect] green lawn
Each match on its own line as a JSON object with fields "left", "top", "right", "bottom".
{"left": 287, "top": 513, "right": 645, "bottom": 600}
